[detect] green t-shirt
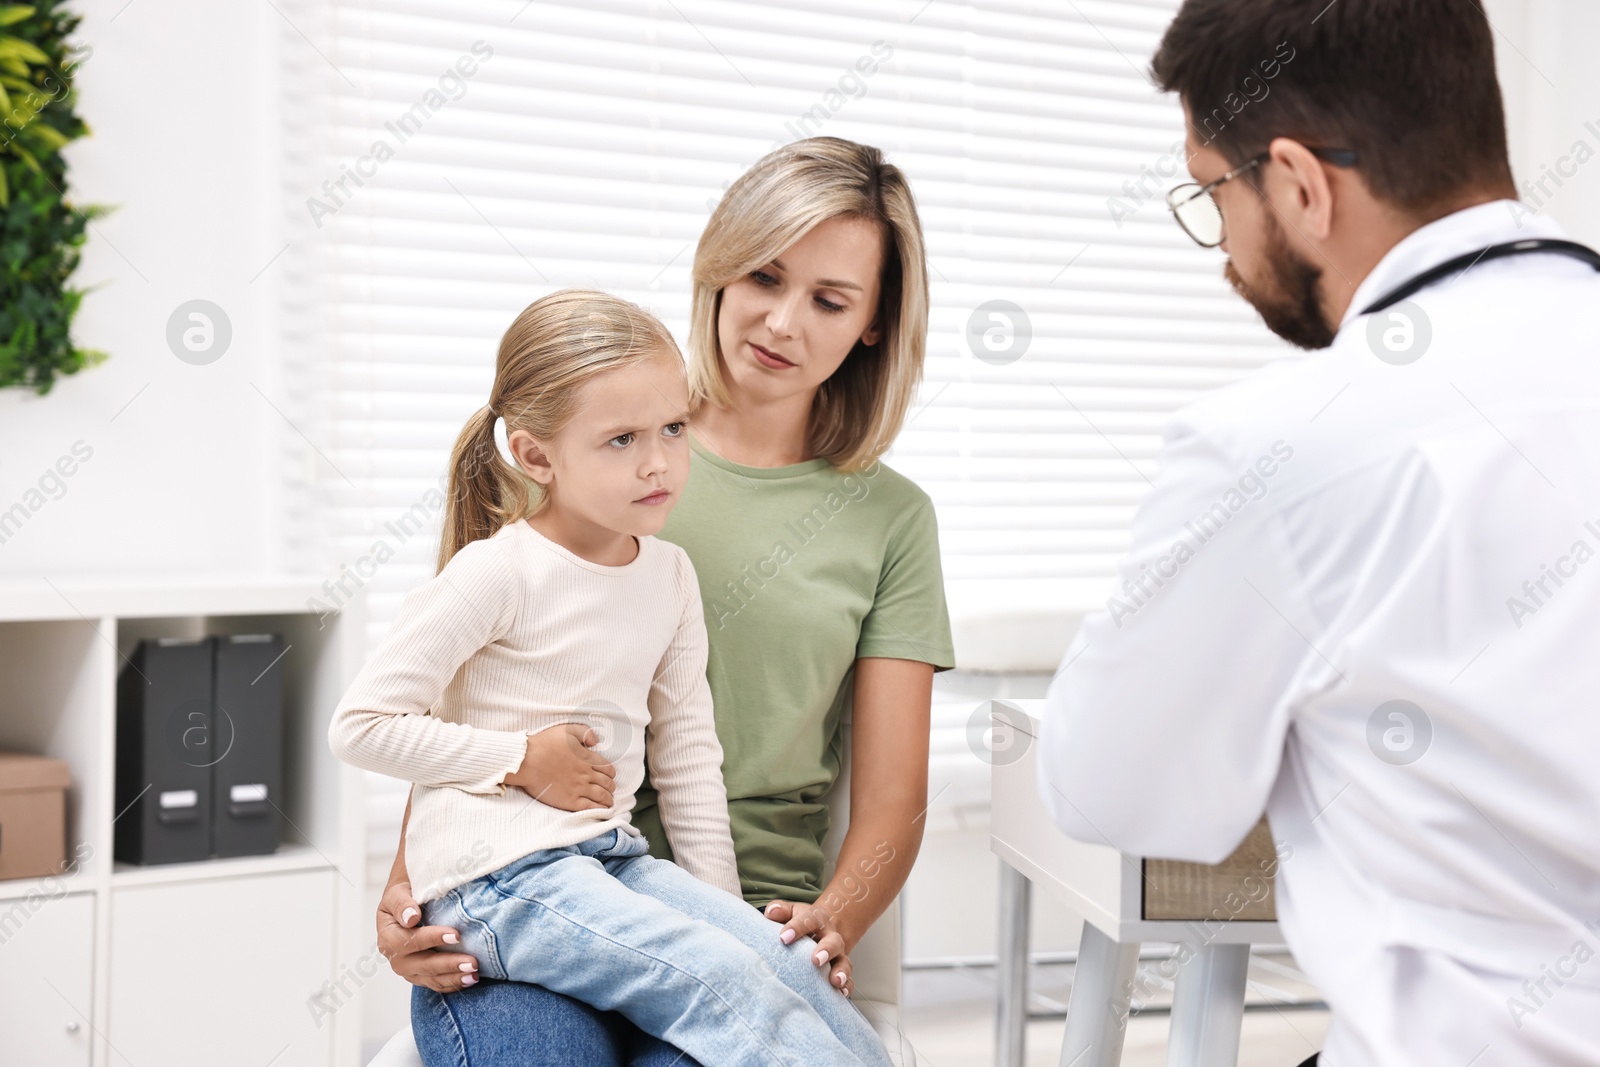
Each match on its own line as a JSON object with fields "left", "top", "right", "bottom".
{"left": 632, "top": 432, "right": 956, "bottom": 907}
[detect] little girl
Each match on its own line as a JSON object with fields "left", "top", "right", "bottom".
{"left": 329, "top": 290, "right": 891, "bottom": 1067}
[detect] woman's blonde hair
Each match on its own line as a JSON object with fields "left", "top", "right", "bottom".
{"left": 437, "top": 288, "right": 680, "bottom": 571}
{"left": 688, "top": 137, "right": 929, "bottom": 472}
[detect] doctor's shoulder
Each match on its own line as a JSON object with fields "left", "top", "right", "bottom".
{"left": 1159, "top": 354, "right": 1323, "bottom": 466}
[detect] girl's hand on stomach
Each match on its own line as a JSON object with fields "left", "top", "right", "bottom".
{"left": 378, "top": 879, "right": 480, "bottom": 992}
{"left": 763, "top": 899, "right": 854, "bottom": 996}
{"left": 504, "top": 723, "right": 616, "bottom": 811}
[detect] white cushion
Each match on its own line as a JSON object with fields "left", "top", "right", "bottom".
{"left": 368, "top": 1028, "right": 424, "bottom": 1067}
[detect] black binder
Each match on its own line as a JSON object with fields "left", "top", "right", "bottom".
{"left": 210, "top": 634, "right": 284, "bottom": 858}
{"left": 115, "top": 637, "right": 214, "bottom": 865}
{"left": 115, "top": 634, "right": 286, "bottom": 865}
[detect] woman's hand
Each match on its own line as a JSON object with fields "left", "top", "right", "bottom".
{"left": 764, "top": 899, "right": 854, "bottom": 996}
{"left": 378, "top": 878, "right": 480, "bottom": 992}
{"left": 505, "top": 723, "right": 616, "bottom": 811}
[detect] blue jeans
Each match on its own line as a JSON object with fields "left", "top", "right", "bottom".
{"left": 419, "top": 829, "right": 889, "bottom": 1067}
{"left": 411, "top": 979, "right": 695, "bottom": 1067}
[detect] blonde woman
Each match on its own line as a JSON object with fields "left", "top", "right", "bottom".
{"left": 378, "top": 138, "right": 954, "bottom": 1067}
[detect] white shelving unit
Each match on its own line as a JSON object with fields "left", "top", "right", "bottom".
{"left": 0, "top": 574, "right": 368, "bottom": 1067}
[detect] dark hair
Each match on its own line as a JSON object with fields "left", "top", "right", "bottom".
{"left": 1150, "top": 0, "right": 1515, "bottom": 215}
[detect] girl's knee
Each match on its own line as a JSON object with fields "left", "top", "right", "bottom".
{"left": 702, "top": 939, "right": 787, "bottom": 995}
{"left": 744, "top": 937, "right": 829, "bottom": 994}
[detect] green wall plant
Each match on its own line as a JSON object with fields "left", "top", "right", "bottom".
{"left": 0, "top": 2, "right": 105, "bottom": 394}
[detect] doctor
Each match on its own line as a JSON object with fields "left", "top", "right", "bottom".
{"left": 1037, "top": 1, "right": 1600, "bottom": 1065}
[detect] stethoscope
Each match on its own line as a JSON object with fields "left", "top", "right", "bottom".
{"left": 1359, "top": 238, "right": 1600, "bottom": 316}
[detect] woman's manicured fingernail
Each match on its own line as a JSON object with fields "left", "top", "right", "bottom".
{"left": 834, "top": 973, "right": 845, "bottom": 986}
{"left": 459, "top": 962, "right": 476, "bottom": 973}
{"left": 442, "top": 932, "right": 459, "bottom": 944}
{"left": 462, "top": 975, "right": 477, "bottom": 986}
{"left": 401, "top": 908, "right": 419, "bottom": 925}
{"left": 814, "top": 949, "right": 828, "bottom": 966}
{"left": 779, "top": 929, "right": 796, "bottom": 945}
{"left": 842, "top": 987, "right": 850, "bottom": 997}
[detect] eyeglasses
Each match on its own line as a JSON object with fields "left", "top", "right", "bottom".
{"left": 1166, "top": 147, "right": 1359, "bottom": 248}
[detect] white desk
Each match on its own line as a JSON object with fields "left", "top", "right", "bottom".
{"left": 987, "top": 700, "right": 1283, "bottom": 1067}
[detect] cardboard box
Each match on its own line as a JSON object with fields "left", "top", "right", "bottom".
{"left": 0, "top": 751, "right": 71, "bottom": 881}
{"left": 1142, "top": 816, "right": 1279, "bottom": 921}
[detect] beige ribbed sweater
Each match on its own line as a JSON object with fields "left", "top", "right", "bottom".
{"left": 328, "top": 520, "right": 741, "bottom": 903}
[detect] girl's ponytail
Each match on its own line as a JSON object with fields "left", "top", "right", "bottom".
{"left": 436, "top": 402, "right": 534, "bottom": 574}
{"left": 435, "top": 288, "right": 681, "bottom": 573}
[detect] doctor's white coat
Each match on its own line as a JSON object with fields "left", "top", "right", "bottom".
{"left": 1038, "top": 200, "right": 1600, "bottom": 1066}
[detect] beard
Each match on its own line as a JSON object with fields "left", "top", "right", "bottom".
{"left": 1224, "top": 212, "right": 1337, "bottom": 350}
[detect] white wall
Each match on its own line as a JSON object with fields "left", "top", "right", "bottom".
{"left": 1490, "top": 0, "right": 1600, "bottom": 245}
{"left": 0, "top": 0, "right": 285, "bottom": 578}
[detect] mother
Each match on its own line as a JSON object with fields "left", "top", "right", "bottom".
{"left": 378, "top": 137, "right": 955, "bottom": 1066}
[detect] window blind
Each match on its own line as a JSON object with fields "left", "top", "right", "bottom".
{"left": 278, "top": 0, "right": 1292, "bottom": 655}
